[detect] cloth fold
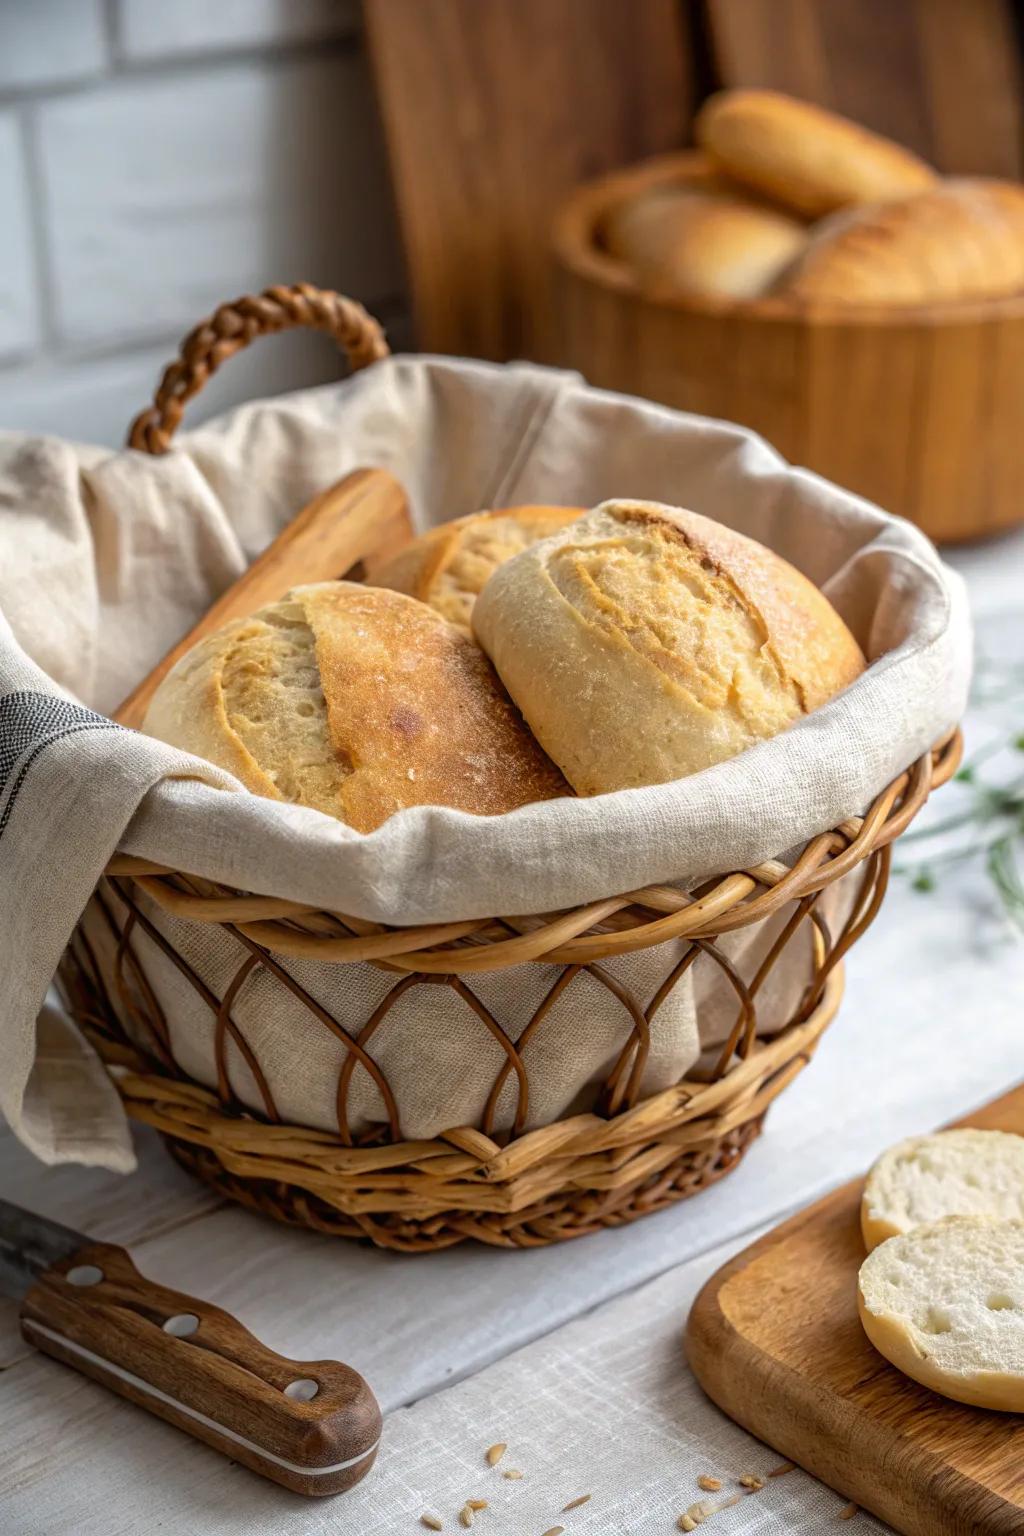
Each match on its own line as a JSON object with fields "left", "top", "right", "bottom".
{"left": 0, "top": 356, "right": 971, "bottom": 1168}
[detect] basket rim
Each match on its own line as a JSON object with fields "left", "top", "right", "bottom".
{"left": 101, "top": 731, "right": 960, "bottom": 974}
{"left": 552, "top": 149, "right": 1024, "bottom": 329}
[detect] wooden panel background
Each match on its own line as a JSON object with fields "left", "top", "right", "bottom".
{"left": 364, "top": 0, "right": 698, "bottom": 360}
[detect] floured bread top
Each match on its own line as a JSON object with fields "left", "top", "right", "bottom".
{"left": 374, "top": 505, "right": 583, "bottom": 629}
{"left": 143, "top": 581, "right": 569, "bottom": 831}
{"left": 473, "top": 500, "right": 866, "bottom": 794}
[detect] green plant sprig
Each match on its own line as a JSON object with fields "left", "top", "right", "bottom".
{"left": 894, "top": 655, "right": 1024, "bottom": 931}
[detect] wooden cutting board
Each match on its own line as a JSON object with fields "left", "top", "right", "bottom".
{"left": 686, "top": 1085, "right": 1024, "bottom": 1536}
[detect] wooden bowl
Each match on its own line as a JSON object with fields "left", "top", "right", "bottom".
{"left": 553, "top": 152, "right": 1024, "bottom": 545}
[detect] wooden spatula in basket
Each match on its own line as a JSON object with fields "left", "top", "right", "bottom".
{"left": 116, "top": 467, "right": 412, "bottom": 728}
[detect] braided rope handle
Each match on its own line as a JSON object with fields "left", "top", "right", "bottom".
{"left": 127, "top": 284, "right": 390, "bottom": 455}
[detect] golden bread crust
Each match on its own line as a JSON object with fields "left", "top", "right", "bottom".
{"left": 374, "top": 505, "right": 583, "bottom": 629}
{"left": 472, "top": 501, "right": 865, "bottom": 795}
{"left": 778, "top": 179, "right": 1024, "bottom": 305}
{"left": 696, "top": 89, "right": 937, "bottom": 219}
{"left": 143, "top": 582, "right": 568, "bottom": 831}
{"left": 604, "top": 186, "right": 808, "bottom": 299}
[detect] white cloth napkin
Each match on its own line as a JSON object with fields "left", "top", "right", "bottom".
{"left": 0, "top": 356, "right": 971, "bottom": 1170}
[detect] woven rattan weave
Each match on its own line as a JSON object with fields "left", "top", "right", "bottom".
{"left": 60, "top": 286, "right": 961, "bottom": 1251}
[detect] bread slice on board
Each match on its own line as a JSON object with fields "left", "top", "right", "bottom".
{"left": 858, "top": 1216, "right": 1024, "bottom": 1412}
{"left": 861, "top": 1129, "right": 1024, "bottom": 1251}
{"left": 695, "top": 89, "right": 936, "bottom": 219}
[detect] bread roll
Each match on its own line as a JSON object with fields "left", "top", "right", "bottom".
{"left": 696, "top": 89, "right": 936, "bottom": 219}
{"left": 778, "top": 179, "right": 1024, "bottom": 305}
{"left": 374, "top": 505, "right": 583, "bottom": 630}
{"left": 858, "top": 1216, "right": 1024, "bottom": 1412}
{"left": 472, "top": 501, "right": 865, "bottom": 795}
{"left": 862, "top": 1130, "right": 1024, "bottom": 1251}
{"left": 143, "top": 582, "right": 568, "bottom": 831}
{"left": 604, "top": 186, "right": 808, "bottom": 299}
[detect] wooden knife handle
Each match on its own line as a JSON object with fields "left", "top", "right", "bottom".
{"left": 115, "top": 465, "right": 413, "bottom": 729}
{"left": 20, "top": 1241, "right": 381, "bottom": 1496}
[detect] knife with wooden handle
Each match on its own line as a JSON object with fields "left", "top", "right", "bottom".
{"left": 0, "top": 1200, "right": 381, "bottom": 1496}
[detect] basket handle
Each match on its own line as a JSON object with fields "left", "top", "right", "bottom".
{"left": 126, "top": 283, "right": 390, "bottom": 455}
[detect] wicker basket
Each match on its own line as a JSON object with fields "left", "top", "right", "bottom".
{"left": 553, "top": 151, "right": 1024, "bottom": 546}
{"left": 59, "top": 285, "right": 961, "bottom": 1252}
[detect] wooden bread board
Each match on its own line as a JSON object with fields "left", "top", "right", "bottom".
{"left": 686, "top": 1084, "right": 1024, "bottom": 1536}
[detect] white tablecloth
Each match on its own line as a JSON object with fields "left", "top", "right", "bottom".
{"left": 1, "top": 529, "right": 1021, "bottom": 1536}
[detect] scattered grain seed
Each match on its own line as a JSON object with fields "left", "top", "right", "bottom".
{"left": 716, "top": 1496, "right": 742, "bottom": 1511}
{"left": 459, "top": 1507, "right": 474, "bottom": 1529}
{"left": 502, "top": 1469, "right": 523, "bottom": 1480}
{"left": 677, "top": 1519, "right": 698, "bottom": 1533}
{"left": 540, "top": 1528, "right": 565, "bottom": 1536}
{"left": 838, "top": 1503, "right": 859, "bottom": 1521}
{"left": 682, "top": 1500, "right": 713, "bottom": 1524}
{"left": 697, "top": 1476, "right": 722, "bottom": 1492}
{"left": 485, "top": 1443, "right": 507, "bottom": 1466}
{"left": 561, "top": 1494, "right": 591, "bottom": 1511}
{"left": 420, "top": 1517, "right": 443, "bottom": 1532}
{"left": 466, "top": 1500, "right": 488, "bottom": 1511}
{"left": 768, "top": 1461, "right": 796, "bottom": 1478}
{"left": 738, "top": 1474, "right": 765, "bottom": 1491}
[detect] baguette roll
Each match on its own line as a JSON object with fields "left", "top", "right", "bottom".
{"left": 696, "top": 89, "right": 937, "bottom": 219}
{"left": 604, "top": 185, "right": 808, "bottom": 299}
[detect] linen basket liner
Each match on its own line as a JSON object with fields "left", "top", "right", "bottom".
{"left": 0, "top": 355, "right": 970, "bottom": 1170}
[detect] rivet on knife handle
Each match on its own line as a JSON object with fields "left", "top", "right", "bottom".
{"left": 20, "top": 1241, "right": 380, "bottom": 1496}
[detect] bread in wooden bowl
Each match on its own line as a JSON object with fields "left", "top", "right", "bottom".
{"left": 778, "top": 178, "right": 1024, "bottom": 305}
{"left": 696, "top": 88, "right": 937, "bottom": 219}
{"left": 472, "top": 500, "right": 865, "bottom": 795}
{"left": 553, "top": 147, "right": 1024, "bottom": 542}
{"left": 603, "top": 184, "right": 808, "bottom": 300}
{"left": 142, "top": 581, "right": 569, "bottom": 831}
{"left": 858, "top": 1215, "right": 1024, "bottom": 1412}
{"left": 861, "top": 1129, "right": 1024, "bottom": 1251}
{"left": 374, "top": 505, "right": 583, "bottom": 630}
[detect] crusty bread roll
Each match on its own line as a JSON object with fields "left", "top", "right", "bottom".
{"left": 858, "top": 1216, "right": 1024, "bottom": 1412}
{"left": 696, "top": 89, "right": 937, "bottom": 219}
{"left": 374, "top": 505, "right": 583, "bottom": 630}
{"left": 472, "top": 500, "right": 865, "bottom": 795}
{"left": 604, "top": 186, "right": 808, "bottom": 299}
{"left": 143, "top": 582, "right": 568, "bottom": 831}
{"left": 777, "top": 179, "right": 1024, "bottom": 305}
{"left": 861, "top": 1130, "right": 1024, "bottom": 1252}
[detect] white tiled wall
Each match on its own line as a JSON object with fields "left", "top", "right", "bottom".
{"left": 0, "top": 0, "right": 407, "bottom": 447}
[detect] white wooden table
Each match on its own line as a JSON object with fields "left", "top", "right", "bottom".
{"left": 2, "top": 531, "right": 1022, "bottom": 1536}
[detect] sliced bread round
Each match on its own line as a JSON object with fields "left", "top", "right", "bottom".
{"left": 858, "top": 1215, "right": 1024, "bottom": 1411}
{"left": 861, "top": 1129, "right": 1024, "bottom": 1251}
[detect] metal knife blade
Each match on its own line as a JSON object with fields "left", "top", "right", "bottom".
{"left": 0, "top": 1199, "right": 87, "bottom": 1301}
